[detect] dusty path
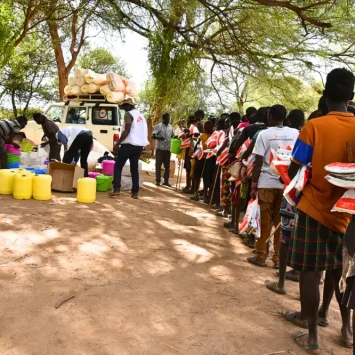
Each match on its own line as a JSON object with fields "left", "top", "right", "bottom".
{"left": 0, "top": 172, "right": 351, "bottom": 355}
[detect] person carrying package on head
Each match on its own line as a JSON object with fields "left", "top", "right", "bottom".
{"left": 0, "top": 116, "right": 27, "bottom": 169}
{"left": 282, "top": 68, "right": 355, "bottom": 353}
{"left": 109, "top": 97, "right": 149, "bottom": 200}
{"left": 33, "top": 113, "right": 61, "bottom": 162}
{"left": 57, "top": 126, "right": 93, "bottom": 177}
{"left": 152, "top": 113, "right": 174, "bottom": 187}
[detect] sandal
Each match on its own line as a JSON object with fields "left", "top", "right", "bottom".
{"left": 341, "top": 329, "right": 353, "bottom": 348}
{"left": 317, "top": 317, "right": 329, "bottom": 327}
{"left": 282, "top": 309, "right": 308, "bottom": 329}
{"left": 285, "top": 270, "right": 300, "bottom": 282}
{"left": 265, "top": 280, "right": 286, "bottom": 295}
{"left": 291, "top": 331, "right": 321, "bottom": 354}
{"left": 247, "top": 256, "right": 267, "bottom": 267}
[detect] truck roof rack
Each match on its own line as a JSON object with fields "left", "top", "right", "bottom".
{"left": 64, "top": 93, "right": 108, "bottom": 103}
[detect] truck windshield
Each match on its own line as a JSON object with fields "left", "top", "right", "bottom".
{"left": 92, "top": 107, "right": 119, "bottom": 126}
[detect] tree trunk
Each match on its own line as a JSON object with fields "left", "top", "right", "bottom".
{"left": 11, "top": 90, "right": 18, "bottom": 118}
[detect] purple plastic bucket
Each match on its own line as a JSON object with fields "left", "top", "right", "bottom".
{"left": 88, "top": 172, "right": 101, "bottom": 179}
{"left": 102, "top": 160, "right": 115, "bottom": 176}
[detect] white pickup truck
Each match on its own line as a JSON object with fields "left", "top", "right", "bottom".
{"left": 23, "top": 100, "right": 124, "bottom": 152}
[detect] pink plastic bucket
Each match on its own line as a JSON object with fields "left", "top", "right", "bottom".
{"left": 5, "top": 144, "right": 21, "bottom": 155}
{"left": 102, "top": 160, "right": 115, "bottom": 176}
{"left": 88, "top": 172, "right": 101, "bottom": 179}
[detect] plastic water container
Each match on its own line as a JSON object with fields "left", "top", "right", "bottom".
{"left": 170, "top": 138, "right": 181, "bottom": 154}
{"left": 88, "top": 172, "right": 101, "bottom": 179}
{"left": 0, "top": 170, "right": 16, "bottom": 194}
{"left": 102, "top": 160, "right": 115, "bottom": 176}
{"left": 13, "top": 174, "right": 33, "bottom": 200}
{"left": 77, "top": 177, "right": 97, "bottom": 203}
{"left": 20, "top": 138, "right": 36, "bottom": 153}
{"left": 33, "top": 175, "right": 52, "bottom": 201}
{"left": 5, "top": 144, "right": 21, "bottom": 155}
{"left": 7, "top": 162, "right": 20, "bottom": 169}
{"left": 96, "top": 175, "right": 111, "bottom": 192}
{"left": 33, "top": 168, "right": 46, "bottom": 175}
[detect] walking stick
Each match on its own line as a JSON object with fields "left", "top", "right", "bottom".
{"left": 265, "top": 222, "right": 281, "bottom": 243}
{"left": 176, "top": 159, "right": 182, "bottom": 191}
{"left": 208, "top": 165, "right": 220, "bottom": 212}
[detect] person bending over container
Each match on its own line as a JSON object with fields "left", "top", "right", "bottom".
{"left": 0, "top": 116, "right": 27, "bottom": 169}
{"left": 33, "top": 113, "right": 61, "bottom": 162}
{"left": 57, "top": 126, "right": 93, "bottom": 177}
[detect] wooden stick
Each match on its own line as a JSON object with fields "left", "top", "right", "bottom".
{"left": 175, "top": 159, "right": 182, "bottom": 191}
{"left": 55, "top": 295, "right": 75, "bottom": 309}
{"left": 265, "top": 222, "right": 281, "bottom": 243}
{"left": 177, "top": 159, "right": 184, "bottom": 190}
{"left": 209, "top": 165, "right": 220, "bottom": 212}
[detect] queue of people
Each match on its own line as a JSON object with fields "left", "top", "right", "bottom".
{"left": 165, "top": 68, "right": 355, "bottom": 354}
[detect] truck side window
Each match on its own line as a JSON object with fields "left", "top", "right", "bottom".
{"left": 66, "top": 107, "right": 87, "bottom": 124}
{"left": 46, "top": 107, "right": 65, "bottom": 123}
{"left": 92, "top": 107, "right": 118, "bottom": 126}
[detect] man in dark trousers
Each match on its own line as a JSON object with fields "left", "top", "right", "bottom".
{"left": 33, "top": 112, "right": 61, "bottom": 161}
{"left": 109, "top": 98, "right": 149, "bottom": 199}
{"left": 152, "top": 113, "right": 174, "bottom": 186}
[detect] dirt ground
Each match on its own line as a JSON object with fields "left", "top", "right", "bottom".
{"left": 0, "top": 168, "right": 352, "bottom": 355}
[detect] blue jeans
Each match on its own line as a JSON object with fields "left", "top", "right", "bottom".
{"left": 113, "top": 144, "right": 143, "bottom": 193}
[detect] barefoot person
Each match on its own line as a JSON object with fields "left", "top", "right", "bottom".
{"left": 109, "top": 98, "right": 149, "bottom": 199}
{"left": 247, "top": 105, "right": 299, "bottom": 269}
{"left": 265, "top": 109, "right": 305, "bottom": 295}
{"left": 153, "top": 113, "right": 174, "bottom": 187}
{"left": 0, "top": 116, "right": 27, "bottom": 169}
{"left": 285, "top": 68, "right": 355, "bottom": 353}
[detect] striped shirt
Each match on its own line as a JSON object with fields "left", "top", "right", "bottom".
{"left": 0, "top": 119, "right": 21, "bottom": 140}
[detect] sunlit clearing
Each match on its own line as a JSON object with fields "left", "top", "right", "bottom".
{"left": 80, "top": 240, "right": 110, "bottom": 255}
{"left": 151, "top": 321, "right": 177, "bottom": 336}
{"left": 209, "top": 265, "right": 235, "bottom": 282}
{"left": 145, "top": 260, "right": 174, "bottom": 275}
{"left": 173, "top": 239, "right": 213, "bottom": 263}
{"left": 102, "top": 234, "right": 129, "bottom": 253}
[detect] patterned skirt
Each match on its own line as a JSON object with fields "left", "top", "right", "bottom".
{"left": 220, "top": 166, "right": 231, "bottom": 207}
{"left": 287, "top": 210, "right": 344, "bottom": 271}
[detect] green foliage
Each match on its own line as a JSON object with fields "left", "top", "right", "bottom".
{"left": 77, "top": 47, "right": 129, "bottom": 77}
{"left": 246, "top": 75, "right": 321, "bottom": 116}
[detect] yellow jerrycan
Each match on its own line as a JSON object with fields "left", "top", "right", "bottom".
{"left": 33, "top": 175, "right": 52, "bottom": 201}
{"left": 77, "top": 177, "right": 97, "bottom": 203}
{"left": 0, "top": 170, "right": 16, "bottom": 194}
{"left": 13, "top": 174, "right": 33, "bottom": 200}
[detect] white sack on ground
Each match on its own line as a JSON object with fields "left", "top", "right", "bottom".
{"left": 107, "top": 72, "right": 126, "bottom": 92}
{"left": 121, "top": 175, "right": 143, "bottom": 190}
{"left": 88, "top": 83, "right": 102, "bottom": 94}
{"left": 68, "top": 77, "right": 77, "bottom": 86}
{"left": 100, "top": 85, "right": 111, "bottom": 96}
{"left": 87, "top": 151, "right": 103, "bottom": 170}
{"left": 74, "top": 68, "right": 88, "bottom": 78}
{"left": 106, "top": 91, "right": 124, "bottom": 103}
{"left": 76, "top": 76, "right": 86, "bottom": 87}
{"left": 122, "top": 160, "right": 142, "bottom": 177}
{"left": 92, "top": 139, "right": 114, "bottom": 155}
{"left": 81, "top": 84, "right": 89, "bottom": 94}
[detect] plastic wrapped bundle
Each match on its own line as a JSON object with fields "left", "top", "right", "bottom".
{"left": 68, "top": 77, "right": 77, "bottom": 86}
{"left": 74, "top": 68, "right": 89, "bottom": 78}
{"left": 126, "top": 80, "right": 138, "bottom": 97}
{"left": 81, "top": 84, "right": 89, "bottom": 94}
{"left": 85, "top": 70, "right": 109, "bottom": 85}
{"left": 100, "top": 85, "right": 112, "bottom": 96}
{"left": 88, "top": 83, "right": 102, "bottom": 94}
{"left": 107, "top": 72, "right": 126, "bottom": 92}
{"left": 106, "top": 91, "right": 124, "bottom": 103}
{"left": 76, "top": 76, "right": 86, "bottom": 87}
{"left": 64, "top": 85, "right": 81, "bottom": 95}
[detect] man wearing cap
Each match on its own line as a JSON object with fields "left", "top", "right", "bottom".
{"left": 109, "top": 98, "right": 149, "bottom": 199}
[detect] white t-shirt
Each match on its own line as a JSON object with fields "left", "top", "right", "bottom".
{"left": 253, "top": 126, "right": 299, "bottom": 189}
